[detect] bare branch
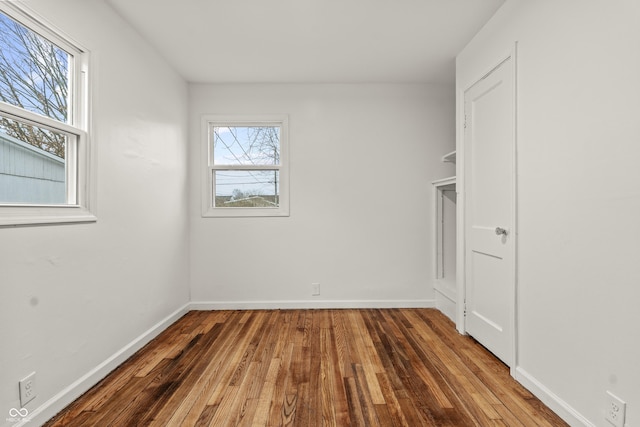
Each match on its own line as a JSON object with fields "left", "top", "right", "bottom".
{"left": 0, "top": 12, "right": 68, "bottom": 157}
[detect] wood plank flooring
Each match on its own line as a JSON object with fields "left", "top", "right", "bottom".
{"left": 45, "top": 309, "right": 568, "bottom": 426}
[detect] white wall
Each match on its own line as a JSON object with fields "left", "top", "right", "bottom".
{"left": 457, "top": 1, "right": 640, "bottom": 426}
{"left": 189, "top": 84, "right": 454, "bottom": 308}
{"left": 0, "top": 1, "right": 189, "bottom": 425}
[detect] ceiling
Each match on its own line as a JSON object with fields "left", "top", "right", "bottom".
{"left": 106, "top": 0, "right": 504, "bottom": 84}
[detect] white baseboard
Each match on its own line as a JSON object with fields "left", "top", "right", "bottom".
{"left": 515, "top": 367, "right": 595, "bottom": 427}
{"left": 434, "top": 290, "right": 456, "bottom": 323}
{"left": 189, "top": 299, "right": 436, "bottom": 310}
{"left": 18, "top": 303, "right": 191, "bottom": 427}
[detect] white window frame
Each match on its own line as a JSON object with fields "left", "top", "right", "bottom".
{"left": 201, "top": 115, "right": 289, "bottom": 218}
{"left": 0, "top": 3, "right": 94, "bottom": 227}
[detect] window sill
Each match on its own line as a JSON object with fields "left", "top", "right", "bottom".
{"left": 201, "top": 206, "right": 289, "bottom": 218}
{"left": 0, "top": 205, "right": 97, "bottom": 227}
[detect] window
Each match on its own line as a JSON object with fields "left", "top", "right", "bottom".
{"left": 202, "top": 115, "right": 289, "bottom": 217}
{"left": 0, "top": 4, "right": 93, "bottom": 226}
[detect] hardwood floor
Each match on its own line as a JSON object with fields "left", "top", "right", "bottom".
{"left": 45, "top": 309, "right": 568, "bottom": 426}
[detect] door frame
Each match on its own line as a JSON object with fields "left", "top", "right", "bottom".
{"left": 456, "top": 43, "right": 518, "bottom": 374}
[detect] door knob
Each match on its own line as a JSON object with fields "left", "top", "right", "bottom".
{"left": 495, "top": 227, "right": 508, "bottom": 236}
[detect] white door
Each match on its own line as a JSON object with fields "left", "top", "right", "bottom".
{"left": 464, "top": 56, "right": 515, "bottom": 366}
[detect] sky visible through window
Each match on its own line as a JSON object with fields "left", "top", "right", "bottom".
{"left": 0, "top": 11, "right": 70, "bottom": 158}
{"left": 212, "top": 126, "right": 280, "bottom": 204}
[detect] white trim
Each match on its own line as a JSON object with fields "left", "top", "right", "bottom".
{"left": 189, "top": 299, "right": 435, "bottom": 310}
{"left": 0, "top": 103, "right": 83, "bottom": 136}
{"left": 455, "top": 84, "right": 466, "bottom": 334}
{"left": 209, "top": 165, "right": 282, "bottom": 171}
{"left": 0, "top": 2, "right": 95, "bottom": 226}
{"left": 434, "top": 290, "right": 456, "bottom": 323}
{"left": 432, "top": 174, "right": 458, "bottom": 323}
{"left": 515, "top": 367, "right": 595, "bottom": 427}
{"left": 200, "top": 114, "right": 290, "bottom": 218}
{"left": 0, "top": 208, "right": 96, "bottom": 226}
{"left": 434, "top": 282, "right": 456, "bottom": 302}
{"left": 0, "top": 1, "right": 87, "bottom": 56}
{"left": 441, "top": 151, "right": 456, "bottom": 163}
{"left": 15, "top": 303, "right": 191, "bottom": 427}
{"left": 431, "top": 176, "right": 456, "bottom": 187}
{"left": 510, "top": 42, "right": 519, "bottom": 375}
{"left": 432, "top": 176, "right": 456, "bottom": 283}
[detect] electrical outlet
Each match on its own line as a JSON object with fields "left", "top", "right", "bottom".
{"left": 311, "top": 282, "right": 320, "bottom": 296}
{"left": 19, "top": 372, "right": 36, "bottom": 407}
{"left": 605, "top": 391, "right": 626, "bottom": 427}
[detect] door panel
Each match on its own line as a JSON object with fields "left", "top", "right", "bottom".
{"left": 464, "top": 57, "right": 515, "bottom": 366}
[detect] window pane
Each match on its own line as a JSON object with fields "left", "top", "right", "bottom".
{"left": 0, "top": 12, "right": 70, "bottom": 123}
{"left": 0, "top": 115, "right": 68, "bottom": 204}
{"left": 214, "top": 170, "right": 279, "bottom": 208}
{"left": 212, "top": 126, "right": 280, "bottom": 166}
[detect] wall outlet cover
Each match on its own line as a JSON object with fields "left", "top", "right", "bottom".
{"left": 311, "top": 282, "right": 320, "bottom": 296}
{"left": 605, "top": 391, "right": 626, "bottom": 427}
{"left": 19, "top": 372, "right": 36, "bottom": 407}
